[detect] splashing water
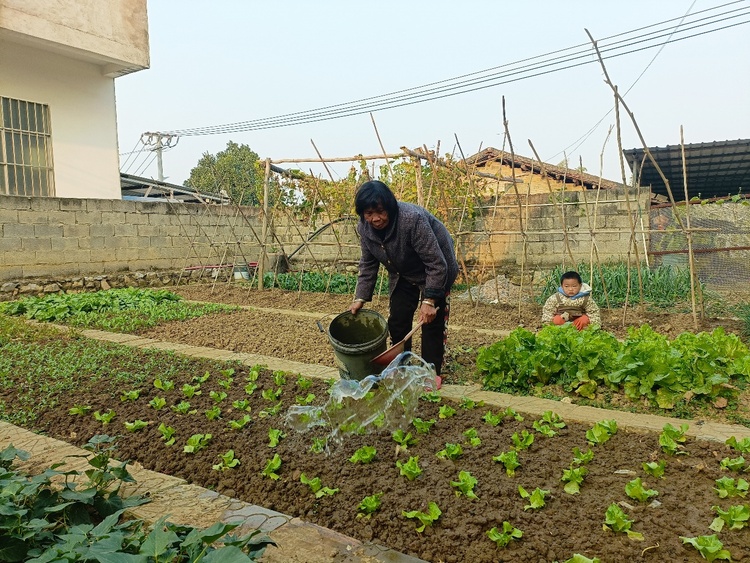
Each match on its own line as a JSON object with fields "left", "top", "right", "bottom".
{"left": 285, "top": 352, "right": 437, "bottom": 453}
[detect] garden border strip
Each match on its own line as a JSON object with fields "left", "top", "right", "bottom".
{"left": 0, "top": 420, "right": 427, "bottom": 563}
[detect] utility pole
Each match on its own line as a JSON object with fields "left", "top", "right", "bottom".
{"left": 141, "top": 132, "right": 179, "bottom": 181}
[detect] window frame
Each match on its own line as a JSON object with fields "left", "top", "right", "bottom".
{"left": 0, "top": 96, "right": 55, "bottom": 196}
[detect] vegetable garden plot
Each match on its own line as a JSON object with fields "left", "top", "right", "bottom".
{"left": 12, "top": 351, "right": 748, "bottom": 563}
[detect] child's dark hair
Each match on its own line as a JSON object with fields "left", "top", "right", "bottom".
{"left": 354, "top": 180, "right": 399, "bottom": 220}
{"left": 560, "top": 271, "right": 582, "bottom": 284}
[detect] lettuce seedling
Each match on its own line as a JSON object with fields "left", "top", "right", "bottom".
{"left": 217, "top": 376, "right": 233, "bottom": 390}
{"left": 158, "top": 422, "right": 176, "bottom": 446}
{"left": 710, "top": 504, "right": 750, "bottom": 532}
{"left": 93, "top": 409, "right": 116, "bottom": 425}
{"left": 184, "top": 433, "right": 212, "bottom": 453}
{"left": 459, "top": 397, "right": 485, "bottom": 410}
{"left": 679, "top": 534, "right": 731, "bottom": 561}
{"left": 273, "top": 371, "right": 287, "bottom": 386}
{"left": 503, "top": 407, "right": 524, "bottom": 421}
{"left": 518, "top": 486, "right": 549, "bottom": 510}
{"left": 392, "top": 429, "right": 417, "bottom": 449}
{"left": 413, "top": 417, "right": 437, "bottom": 434}
{"left": 268, "top": 428, "right": 286, "bottom": 448}
{"left": 358, "top": 493, "right": 383, "bottom": 517}
{"left": 296, "top": 375, "right": 313, "bottom": 390}
{"left": 540, "top": 410, "right": 566, "bottom": 429}
{"left": 720, "top": 456, "right": 747, "bottom": 472}
{"left": 726, "top": 436, "right": 750, "bottom": 454}
{"left": 350, "top": 446, "right": 377, "bottom": 464}
{"left": 181, "top": 383, "right": 201, "bottom": 398}
{"left": 563, "top": 556, "right": 601, "bottom": 563}
{"left": 625, "top": 478, "right": 659, "bottom": 503}
{"left": 120, "top": 390, "right": 140, "bottom": 402}
{"left": 300, "top": 473, "right": 339, "bottom": 498}
{"left": 247, "top": 366, "right": 262, "bottom": 382}
{"left": 259, "top": 401, "right": 283, "bottom": 417}
{"left": 262, "top": 387, "right": 283, "bottom": 402}
{"left": 402, "top": 501, "right": 441, "bottom": 532}
{"left": 603, "top": 503, "right": 643, "bottom": 540}
{"left": 483, "top": 411, "right": 503, "bottom": 427}
{"left": 227, "top": 414, "right": 252, "bottom": 431}
{"left": 153, "top": 378, "right": 174, "bottom": 391}
{"left": 171, "top": 401, "right": 195, "bottom": 415}
{"left": 586, "top": 420, "right": 617, "bottom": 445}
{"left": 451, "top": 470, "right": 479, "bottom": 500}
{"left": 714, "top": 476, "right": 749, "bottom": 498}
{"left": 148, "top": 396, "right": 166, "bottom": 410}
{"left": 439, "top": 405, "right": 456, "bottom": 419}
{"left": 232, "top": 399, "right": 251, "bottom": 411}
{"left": 244, "top": 381, "right": 258, "bottom": 395}
{"left": 420, "top": 392, "right": 441, "bottom": 403}
{"left": 396, "top": 456, "right": 422, "bottom": 481}
{"left": 437, "top": 443, "right": 463, "bottom": 461}
{"left": 123, "top": 419, "right": 148, "bottom": 432}
{"left": 296, "top": 393, "right": 316, "bottom": 405}
{"left": 511, "top": 430, "right": 534, "bottom": 451}
{"left": 204, "top": 406, "right": 221, "bottom": 421}
{"left": 561, "top": 466, "right": 588, "bottom": 494}
{"left": 310, "top": 437, "right": 327, "bottom": 454}
{"left": 486, "top": 521, "right": 522, "bottom": 548}
{"left": 532, "top": 422, "right": 557, "bottom": 438}
{"left": 219, "top": 367, "right": 234, "bottom": 378}
{"left": 68, "top": 405, "right": 91, "bottom": 416}
{"left": 493, "top": 450, "right": 520, "bottom": 477}
{"left": 660, "top": 423, "right": 688, "bottom": 455}
{"left": 643, "top": 460, "right": 666, "bottom": 479}
{"left": 213, "top": 449, "right": 240, "bottom": 471}
{"left": 193, "top": 372, "right": 210, "bottom": 383}
{"left": 262, "top": 454, "right": 282, "bottom": 480}
{"left": 209, "top": 390, "right": 227, "bottom": 403}
{"left": 572, "top": 447, "right": 594, "bottom": 466}
{"left": 464, "top": 428, "right": 481, "bottom": 447}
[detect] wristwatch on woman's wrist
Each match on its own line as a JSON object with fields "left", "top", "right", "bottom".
{"left": 422, "top": 299, "right": 436, "bottom": 308}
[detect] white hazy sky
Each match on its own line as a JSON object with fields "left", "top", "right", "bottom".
{"left": 115, "top": 0, "right": 750, "bottom": 186}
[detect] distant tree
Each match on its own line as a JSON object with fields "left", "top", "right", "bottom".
{"left": 185, "top": 141, "right": 263, "bottom": 205}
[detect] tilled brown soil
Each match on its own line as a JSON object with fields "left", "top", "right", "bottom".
{"left": 30, "top": 356, "right": 750, "bottom": 563}
{"left": 147, "top": 284, "right": 745, "bottom": 387}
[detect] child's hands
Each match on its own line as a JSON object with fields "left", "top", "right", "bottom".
{"left": 572, "top": 315, "right": 590, "bottom": 330}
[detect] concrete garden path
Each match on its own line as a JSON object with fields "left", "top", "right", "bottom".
{"left": 2, "top": 324, "right": 749, "bottom": 563}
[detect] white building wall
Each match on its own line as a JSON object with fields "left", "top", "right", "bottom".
{"left": 0, "top": 0, "right": 149, "bottom": 73}
{"left": 2, "top": 41, "right": 121, "bottom": 199}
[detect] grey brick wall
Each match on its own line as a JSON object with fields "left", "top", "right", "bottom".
{"left": 0, "top": 195, "right": 264, "bottom": 282}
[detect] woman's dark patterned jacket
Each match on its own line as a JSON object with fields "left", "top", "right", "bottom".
{"left": 354, "top": 202, "right": 458, "bottom": 301}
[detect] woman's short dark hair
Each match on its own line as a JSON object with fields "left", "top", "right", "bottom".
{"left": 560, "top": 270, "right": 582, "bottom": 284}
{"left": 354, "top": 180, "right": 399, "bottom": 220}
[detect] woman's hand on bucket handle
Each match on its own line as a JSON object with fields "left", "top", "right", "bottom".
{"left": 349, "top": 300, "right": 365, "bottom": 315}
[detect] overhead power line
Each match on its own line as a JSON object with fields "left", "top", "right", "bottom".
{"left": 164, "top": 2, "right": 749, "bottom": 137}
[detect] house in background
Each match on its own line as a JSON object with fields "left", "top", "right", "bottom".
{"left": 465, "top": 147, "right": 625, "bottom": 197}
{"left": 0, "top": 0, "right": 149, "bottom": 199}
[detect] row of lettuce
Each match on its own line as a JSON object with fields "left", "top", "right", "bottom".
{"left": 478, "top": 323, "right": 750, "bottom": 410}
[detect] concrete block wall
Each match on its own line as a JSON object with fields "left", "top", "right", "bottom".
{"left": 0, "top": 195, "right": 263, "bottom": 282}
{"left": 456, "top": 186, "right": 650, "bottom": 268}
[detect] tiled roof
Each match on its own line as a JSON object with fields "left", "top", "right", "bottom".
{"left": 464, "top": 147, "right": 625, "bottom": 190}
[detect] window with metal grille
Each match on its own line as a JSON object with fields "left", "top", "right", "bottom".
{"left": 0, "top": 97, "right": 55, "bottom": 196}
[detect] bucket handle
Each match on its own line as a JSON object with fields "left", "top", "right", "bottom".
{"left": 314, "top": 311, "right": 342, "bottom": 335}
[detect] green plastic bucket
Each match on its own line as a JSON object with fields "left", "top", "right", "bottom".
{"left": 327, "top": 309, "right": 389, "bottom": 380}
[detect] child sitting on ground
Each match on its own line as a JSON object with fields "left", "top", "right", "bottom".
{"left": 541, "top": 271, "right": 601, "bottom": 330}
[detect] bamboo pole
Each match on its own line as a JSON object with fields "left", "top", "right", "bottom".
{"left": 258, "top": 158, "right": 271, "bottom": 289}
{"left": 680, "top": 126, "right": 699, "bottom": 328}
